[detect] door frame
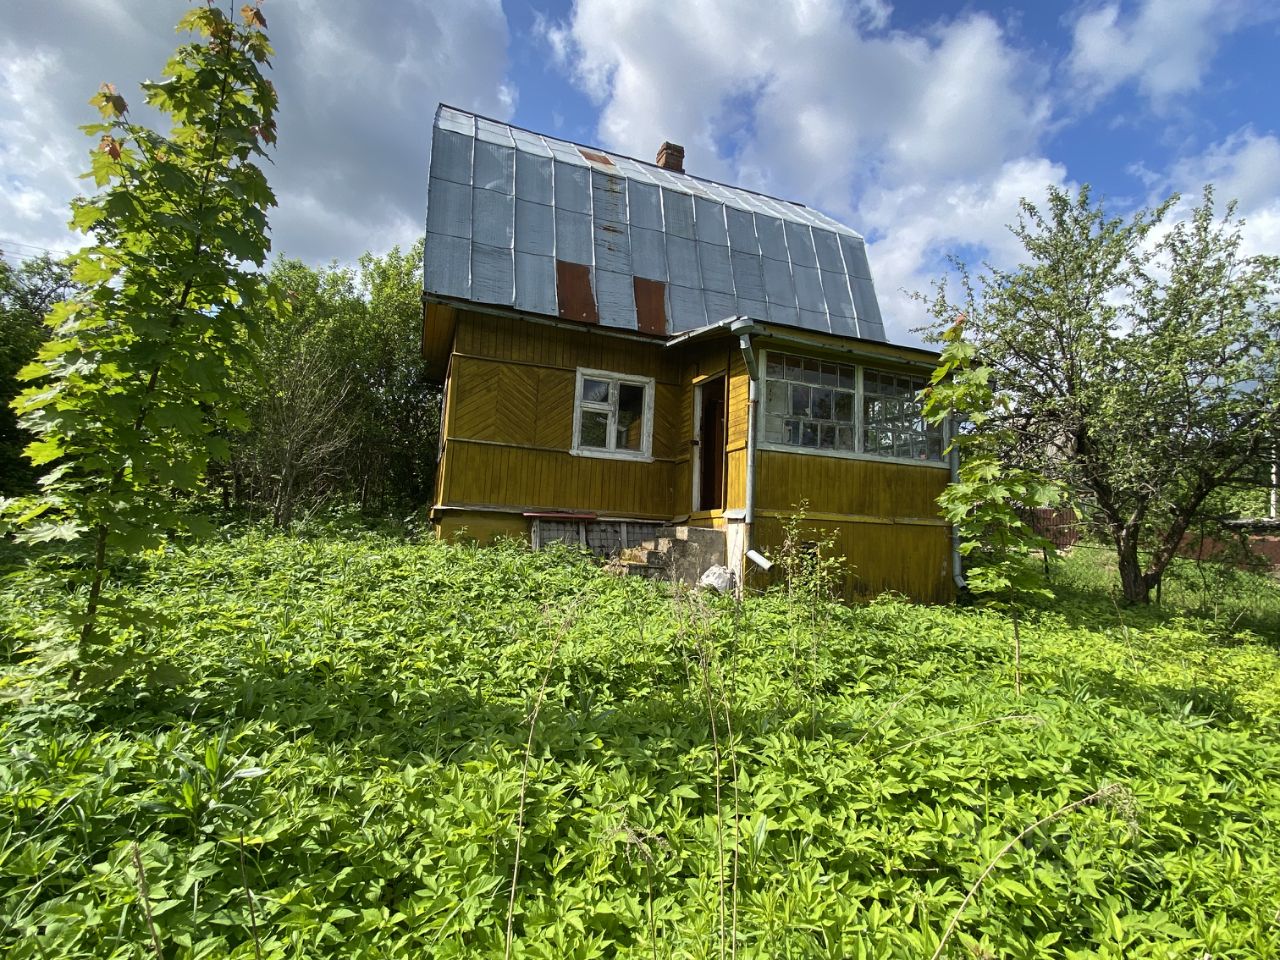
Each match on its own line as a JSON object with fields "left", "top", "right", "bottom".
{"left": 692, "top": 374, "right": 727, "bottom": 513}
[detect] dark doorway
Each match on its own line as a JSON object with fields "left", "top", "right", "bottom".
{"left": 697, "top": 376, "right": 726, "bottom": 512}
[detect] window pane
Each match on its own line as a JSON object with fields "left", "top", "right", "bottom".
{"left": 803, "top": 358, "right": 821, "bottom": 381}
{"left": 616, "top": 382, "right": 646, "bottom": 451}
{"left": 580, "top": 409, "right": 609, "bottom": 448}
{"left": 766, "top": 355, "right": 784, "bottom": 379}
{"left": 790, "top": 384, "right": 810, "bottom": 417}
{"left": 838, "top": 365, "right": 855, "bottom": 389}
{"left": 801, "top": 422, "right": 819, "bottom": 447}
{"left": 582, "top": 378, "right": 610, "bottom": 403}
{"left": 785, "top": 356, "right": 804, "bottom": 381}
{"left": 785, "top": 419, "right": 802, "bottom": 444}
{"left": 926, "top": 435, "right": 943, "bottom": 460}
{"left": 819, "top": 424, "right": 836, "bottom": 449}
{"left": 765, "top": 379, "right": 788, "bottom": 415}
{"left": 811, "top": 387, "right": 833, "bottom": 420}
{"left": 820, "top": 363, "right": 839, "bottom": 387}
{"left": 834, "top": 391, "right": 853, "bottom": 423}
{"left": 836, "top": 425, "right": 854, "bottom": 451}
{"left": 764, "top": 415, "right": 784, "bottom": 443}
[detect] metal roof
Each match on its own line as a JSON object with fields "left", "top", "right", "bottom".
{"left": 424, "top": 104, "right": 887, "bottom": 342}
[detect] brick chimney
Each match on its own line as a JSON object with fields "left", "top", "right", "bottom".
{"left": 656, "top": 141, "right": 685, "bottom": 174}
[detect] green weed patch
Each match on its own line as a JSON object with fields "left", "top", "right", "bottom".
{"left": 1, "top": 530, "right": 1278, "bottom": 957}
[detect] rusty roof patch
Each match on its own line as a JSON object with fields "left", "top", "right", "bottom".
{"left": 634, "top": 277, "right": 667, "bottom": 336}
{"left": 578, "top": 147, "right": 614, "bottom": 166}
{"left": 556, "top": 260, "right": 599, "bottom": 325}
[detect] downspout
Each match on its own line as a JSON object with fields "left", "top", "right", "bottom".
{"left": 948, "top": 414, "right": 965, "bottom": 591}
{"left": 732, "top": 318, "right": 762, "bottom": 590}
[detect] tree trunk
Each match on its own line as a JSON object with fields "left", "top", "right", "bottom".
{"left": 1116, "top": 529, "right": 1151, "bottom": 604}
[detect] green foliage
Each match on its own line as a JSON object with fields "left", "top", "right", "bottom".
{"left": 220, "top": 243, "right": 438, "bottom": 524}
{"left": 4, "top": 3, "right": 279, "bottom": 646}
{"left": 922, "top": 318, "right": 1063, "bottom": 603}
{"left": 924, "top": 185, "right": 1280, "bottom": 604}
{"left": 0, "top": 254, "right": 76, "bottom": 495}
{"left": 1, "top": 529, "right": 1278, "bottom": 958}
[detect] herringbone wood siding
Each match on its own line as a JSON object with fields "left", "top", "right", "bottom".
{"left": 439, "top": 311, "right": 681, "bottom": 518}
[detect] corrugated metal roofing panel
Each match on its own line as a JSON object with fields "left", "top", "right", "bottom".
{"left": 593, "top": 219, "right": 631, "bottom": 274}
{"left": 514, "top": 198, "right": 554, "bottom": 256}
{"left": 423, "top": 105, "right": 891, "bottom": 344}
{"left": 515, "top": 149, "right": 552, "bottom": 204}
{"left": 793, "top": 264, "right": 825, "bottom": 313}
{"left": 553, "top": 207, "right": 592, "bottom": 265}
{"left": 426, "top": 177, "right": 471, "bottom": 240}
{"left": 821, "top": 269, "right": 855, "bottom": 320}
{"left": 813, "top": 229, "right": 845, "bottom": 273}
{"left": 431, "top": 127, "right": 473, "bottom": 187}
{"left": 840, "top": 234, "right": 872, "bottom": 279}
{"left": 662, "top": 189, "right": 696, "bottom": 240}
{"left": 737, "top": 297, "right": 769, "bottom": 322}
{"left": 591, "top": 169, "right": 628, "bottom": 223}
{"left": 757, "top": 216, "right": 789, "bottom": 262}
{"left": 666, "top": 235, "right": 701, "bottom": 288}
{"left": 725, "top": 206, "right": 759, "bottom": 254}
{"left": 667, "top": 284, "right": 707, "bottom": 332}
{"left": 474, "top": 139, "right": 514, "bottom": 194}
{"left": 694, "top": 196, "right": 728, "bottom": 246}
{"left": 628, "top": 181, "right": 663, "bottom": 231}
{"left": 762, "top": 257, "right": 797, "bottom": 309}
{"left": 705, "top": 290, "right": 738, "bottom": 323}
{"left": 515, "top": 251, "right": 556, "bottom": 316}
{"left": 475, "top": 116, "right": 514, "bottom": 145}
{"left": 630, "top": 226, "right": 667, "bottom": 281}
{"left": 510, "top": 127, "right": 551, "bottom": 154}
{"left": 852, "top": 278, "right": 885, "bottom": 339}
{"left": 697, "top": 241, "right": 734, "bottom": 295}
{"left": 553, "top": 161, "right": 591, "bottom": 214}
{"left": 730, "top": 250, "right": 766, "bottom": 303}
{"left": 472, "top": 188, "right": 513, "bottom": 249}
{"left": 798, "top": 308, "right": 831, "bottom": 333}
{"left": 425, "top": 233, "right": 470, "bottom": 299}
{"left": 435, "top": 105, "right": 474, "bottom": 135}
{"left": 767, "top": 301, "right": 799, "bottom": 328}
{"left": 472, "top": 242, "right": 513, "bottom": 302}
{"left": 595, "top": 269, "right": 637, "bottom": 329}
{"left": 784, "top": 221, "right": 817, "bottom": 268}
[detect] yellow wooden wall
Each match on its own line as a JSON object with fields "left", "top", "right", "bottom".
{"left": 436, "top": 311, "right": 683, "bottom": 520}
{"left": 753, "top": 451, "right": 953, "bottom": 602}
{"left": 431, "top": 309, "right": 953, "bottom": 602}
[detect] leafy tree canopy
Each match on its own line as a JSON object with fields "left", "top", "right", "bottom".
{"left": 923, "top": 185, "right": 1280, "bottom": 604}
{"left": 3, "top": 1, "right": 280, "bottom": 651}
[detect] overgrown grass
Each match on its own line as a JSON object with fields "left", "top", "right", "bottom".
{"left": 1, "top": 528, "right": 1278, "bottom": 958}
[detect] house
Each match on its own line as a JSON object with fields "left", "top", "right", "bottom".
{"left": 421, "top": 105, "right": 956, "bottom": 602}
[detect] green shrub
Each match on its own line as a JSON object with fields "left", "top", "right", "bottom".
{"left": 1, "top": 530, "right": 1278, "bottom": 958}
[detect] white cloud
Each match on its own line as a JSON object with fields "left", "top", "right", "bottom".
{"left": 0, "top": 0, "right": 514, "bottom": 265}
{"left": 1160, "top": 128, "right": 1280, "bottom": 256}
{"left": 544, "top": 0, "right": 1057, "bottom": 342}
{"left": 1067, "top": 0, "right": 1267, "bottom": 107}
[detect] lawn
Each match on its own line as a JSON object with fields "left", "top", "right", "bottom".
{"left": 1, "top": 525, "right": 1278, "bottom": 958}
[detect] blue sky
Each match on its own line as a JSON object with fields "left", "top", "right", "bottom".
{"left": 2, "top": 0, "right": 1278, "bottom": 342}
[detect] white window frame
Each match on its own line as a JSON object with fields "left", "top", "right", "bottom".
{"left": 571, "top": 368, "right": 655, "bottom": 462}
{"left": 758, "top": 348, "right": 949, "bottom": 469}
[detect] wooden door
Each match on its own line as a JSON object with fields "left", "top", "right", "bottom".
{"left": 696, "top": 376, "right": 726, "bottom": 512}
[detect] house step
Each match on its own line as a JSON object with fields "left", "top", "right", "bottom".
{"left": 611, "top": 524, "right": 727, "bottom": 585}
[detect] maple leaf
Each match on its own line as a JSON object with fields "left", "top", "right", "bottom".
{"left": 241, "top": 4, "right": 267, "bottom": 28}
{"left": 99, "top": 134, "right": 122, "bottom": 161}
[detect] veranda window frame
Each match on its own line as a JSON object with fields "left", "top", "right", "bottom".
{"left": 759, "top": 349, "right": 948, "bottom": 468}
{"left": 571, "top": 367, "right": 656, "bottom": 462}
